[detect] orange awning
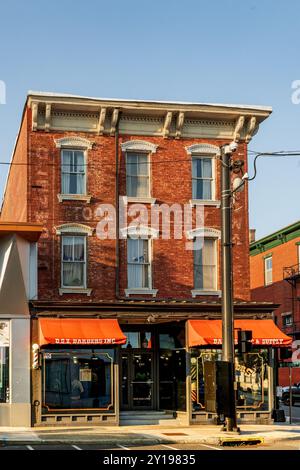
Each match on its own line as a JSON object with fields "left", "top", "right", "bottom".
{"left": 188, "top": 319, "right": 292, "bottom": 347}
{"left": 39, "top": 318, "right": 127, "bottom": 346}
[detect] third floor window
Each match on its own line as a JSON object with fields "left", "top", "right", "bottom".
{"left": 126, "top": 152, "right": 150, "bottom": 197}
{"left": 61, "top": 149, "right": 86, "bottom": 195}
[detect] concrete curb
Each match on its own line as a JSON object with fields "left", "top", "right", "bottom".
{"left": 1, "top": 433, "right": 300, "bottom": 447}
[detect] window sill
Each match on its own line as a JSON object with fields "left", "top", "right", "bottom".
{"left": 57, "top": 194, "right": 92, "bottom": 203}
{"left": 191, "top": 289, "right": 221, "bottom": 298}
{"left": 59, "top": 288, "right": 92, "bottom": 296}
{"left": 123, "top": 196, "right": 156, "bottom": 205}
{"left": 125, "top": 288, "right": 158, "bottom": 297}
{"left": 189, "top": 199, "right": 221, "bottom": 208}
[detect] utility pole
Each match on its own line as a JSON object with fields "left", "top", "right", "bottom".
{"left": 220, "top": 142, "right": 240, "bottom": 433}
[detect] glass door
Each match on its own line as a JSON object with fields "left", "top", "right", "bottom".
{"left": 121, "top": 351, "right": 154, "bottom": 410}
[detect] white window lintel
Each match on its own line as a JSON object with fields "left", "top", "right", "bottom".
{"left": 56, "top": 223, "right": 94, "bottom": 236}
{"left": 121, "top": 140, "right": 158, "bottom": 153}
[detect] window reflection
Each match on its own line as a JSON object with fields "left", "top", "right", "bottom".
{"left": 190, "top": 349, "right": 269, "bottom": 412}
{"left": 42, "top": 349, "right": 114, "bottom": 411}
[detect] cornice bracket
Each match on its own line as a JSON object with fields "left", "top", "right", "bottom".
{"left": 45, "top": 103, "right": 52, "bottom": 132}
{"left": 31, "top": 101, "right": 38, "bottom": 131}
{"left": 233, "top": 116, "right": 245, "bottom": 142}
{"left": 162, "top": 111, "right": 172, "bottom": 138}
{"left": 110, "top": 108, "right": 119, "bottom": 135}
{"left": 97, "top": 107, "right": 107, "bottom": 135}
{"left": 175, "top": 112, "right": 185, "bottom": 139}
{"left": 245, "top": 116, "right": 257, "bottom": 143}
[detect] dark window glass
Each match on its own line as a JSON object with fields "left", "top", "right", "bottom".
{"left": 42, "top": 349, "right": 114, "bottom": 411}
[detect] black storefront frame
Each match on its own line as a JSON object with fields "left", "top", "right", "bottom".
{"left": 119, "top": 323, "right": 186, "bottom": 412}
{"left": 40, "top": 345, "right": 117, "bottom": 414}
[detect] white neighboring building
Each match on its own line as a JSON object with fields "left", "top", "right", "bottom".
{"left": 0, "top": 222, "right": 43, "bottom": 426}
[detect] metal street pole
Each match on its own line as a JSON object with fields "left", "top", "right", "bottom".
{"left": 221, "top": 143, "right": 239, "bottom": 432}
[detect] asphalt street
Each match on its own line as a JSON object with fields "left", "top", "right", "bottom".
{"left": 0, "top": 441, "right": 300, "bottom": 451}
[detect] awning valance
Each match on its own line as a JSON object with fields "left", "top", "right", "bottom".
{"left": 38, "top": 318, "right": 127, "bottom": 346}
{"left": 188, "top": 319, "right": 292, "bottom": 347}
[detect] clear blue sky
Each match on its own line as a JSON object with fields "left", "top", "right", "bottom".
{"left": 0, "top": 0, "right": 299, "bottom": 239}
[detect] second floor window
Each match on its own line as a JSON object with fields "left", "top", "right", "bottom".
{"left": 62, "top": 236, "right": 86, "bottom": 288}
{"left": 264, "top": 256, "right": 272, "bottom": 286}
{"left": 194, "top": 238, "right": 217, "bottom": 290}
{"left": 61, "top": 150, "right": 86, "bottom": 195}
{"left": 127, "top": 238, "right": 150, "bottom": 288}
{"left": 283, "top": 314, "right": 292, "bottom": 327}
{"left": 192, "top": 156, "right": 213, "bottom": 200}
{"left": 126, "top": 152, "right": 150, "bottom": 197}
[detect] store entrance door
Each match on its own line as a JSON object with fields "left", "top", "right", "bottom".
{"left": 121, "top": 351, "right": 154, "bottom": 410}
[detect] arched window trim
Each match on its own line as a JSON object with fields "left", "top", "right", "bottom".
{"left": 55, "top": 223, "right": 94, "bottom": 236}
{"left": 186, "top": 227, "right": 221, "bottom": 240}
{"left": 54, "top": 136, "right": 94, "bottom": 149}
{"left": 185, "top": 143, "right": 220, "bottom": 156}
{"left": 121, "top": 140, "right": 158, "bottom": 154}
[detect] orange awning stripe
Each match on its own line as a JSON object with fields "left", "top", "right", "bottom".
{"left": 39, "top": 318, "right": 127, "bottom": 346}
{"left": 188, "top": 319, "right": 292, "bottom": 347}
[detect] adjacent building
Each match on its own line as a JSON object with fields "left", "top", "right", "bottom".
{"left": 0, "top": 222, "right": 43, "bottom": 425}
{"left": 250, "top": 221, "right": 300, "bottom": 385}
{"left": 0, "top": 91, "right": 289, "bottom": 426}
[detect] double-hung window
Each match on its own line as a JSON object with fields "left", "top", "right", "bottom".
{"left": 127, "top": 238, "right": 151, "bottom": 289}
{"left": 194, "top": 238, "right": 217, "bottom": 290}
{"left": 62, "top": 236, "right": 86, "bottom": 288}
{"left": 61, "top": 150, "right": 86, "bottom": 195}
{"left": 192, "top": 156, "right": 213, "bottom": 200}
{"left": 126, "top": 153, "right": 150, "bottom": 197}
{"left": 264, "top": 256, "right": 272, "bottom": 286}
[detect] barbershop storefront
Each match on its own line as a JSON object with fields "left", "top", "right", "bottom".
{"left": 31, "top": 311, "right": 291, "bottom": 427}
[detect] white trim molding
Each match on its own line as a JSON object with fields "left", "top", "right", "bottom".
{"left": 121, "top": 225, "right": 159, "bottom": 239}
{"left": 54, "top": 136, "right": 94, "bottom": 149}
{"left": 185, "top": 143, "right": 220, "bottom": 156}
{"left": 59, "top": 288, "right": 92, "bottom": 296}
{"left": 121, "top": 140, "right": 158, "bottom": 153}
{"left": 125, "top": 288, "right": 158, "bottom": 297}
{"left": 55, "top": 223, "right": 94, "bottom": 236}
{"left": 191, "top": 289, "right": 221, "bottom": 298}
{"left": 189, "top": 199, "right": 221, "bottom": 208}
{"left": 57, "top": 194, "right": 92, "bottom": 203}
{"left": 123, "top": 196, "right": 156, "bottom": 205}
{"left": 186, "top": 227, "right": 221, "bottom": 240}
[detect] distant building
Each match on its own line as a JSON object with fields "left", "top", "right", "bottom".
{"left": 250, "top": 221, "right": 300, "bottom": 385}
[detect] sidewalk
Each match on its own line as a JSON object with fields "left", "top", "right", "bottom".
{"left": 1, "top": 423, "right": 300, "bottom": 446}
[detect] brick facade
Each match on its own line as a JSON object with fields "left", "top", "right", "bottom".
{"left": 1, "top": 104, "right": 252, "bottom": 303}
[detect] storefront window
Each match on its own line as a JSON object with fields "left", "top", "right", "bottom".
{"left": 190, "top": 348, "right": 270, "bottom": 412}
{"left": 121, "top": 331, "right": 153, "bottom": 349}
{"left": 159, "top": 349, "right": 186, "bottom": 411}
{"left": 42, "top": 348, "right": 114, "bottom": 411}
{"left": 0, "top": 321, "right": 9, "bottom": 403}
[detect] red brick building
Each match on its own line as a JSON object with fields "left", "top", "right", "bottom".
{"left": 250, "top": 221, "right": 300, "bottom": 385}
{"left": 1, "top": 91, "right": 288, "bottom": 426}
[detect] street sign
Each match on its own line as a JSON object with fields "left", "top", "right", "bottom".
{"left": 278, "top": 362, "right": 300, "bottom": 368}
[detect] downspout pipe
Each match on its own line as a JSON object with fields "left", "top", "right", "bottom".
{"left": 115, "top": 111, "right": 121, "bottom": 299}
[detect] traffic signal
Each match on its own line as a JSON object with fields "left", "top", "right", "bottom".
{"left": 237, "top": 330, "right": 252, "bottom": 354}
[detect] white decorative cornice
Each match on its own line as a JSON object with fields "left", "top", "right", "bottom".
{"left": 121, "top": 140, "right": 158, "bottom": 153}
{"left": 54, "top": 136, "right": 94, "bottom": 149}
{"left": 121, "top": 225, "right": 159, "bottom": 239}
{"left": 185, "top": 143, "right": 220, "bottom": 156}
{"left": 186, "top": 227, "right": 221, "bottom": 240}
{"left": 55, "top": 223, "right": 94, "bottom": 236}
